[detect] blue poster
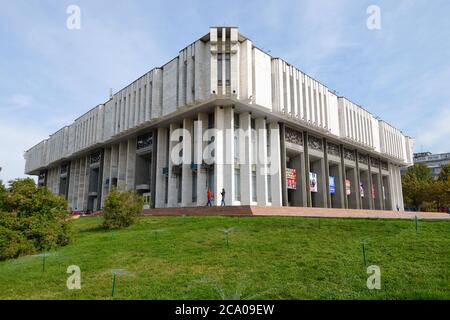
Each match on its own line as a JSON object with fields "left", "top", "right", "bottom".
{"left": 329, "top": 176, "right": 336, "bottom": 195}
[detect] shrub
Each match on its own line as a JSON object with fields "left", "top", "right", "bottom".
{"left": 103, "top": 189, "right": 144, "bottom": 229}
{"left": 0, "top": 179, "right": 74, "bottom": 261}
{"left": 0, "top": 225, "right": 35, "bottom": 260}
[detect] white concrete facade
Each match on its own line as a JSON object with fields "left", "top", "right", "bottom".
{"left": 25, "top": 27, "right": 414, "bottom": 212}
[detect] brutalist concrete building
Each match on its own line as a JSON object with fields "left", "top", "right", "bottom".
{"left": 24, "top": 27, "right": 414, "bottom": 212}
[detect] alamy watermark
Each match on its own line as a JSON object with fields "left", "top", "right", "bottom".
{"left": 66, "top": 5, "right": 81, "bottom": 30}
{"left": 67, "top": 265, "right": 81, "bottom": 290}
{"left": 366, "top": 265, "right": 381, "bottom": 290}
{"left": 366, "top": 5, "right": 381, "bottom": 30}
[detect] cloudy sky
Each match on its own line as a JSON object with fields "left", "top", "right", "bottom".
{"left": 0, "top": 0, "right": 449, "bottom": 183}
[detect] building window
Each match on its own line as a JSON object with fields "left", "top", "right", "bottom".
{"left": 234, "top": 167, "right": 241, "bottom": 201}
{"left": 225, "top": 53, "right": 231, "bottom": 86}
{"left": 217, "top": 53, "right": 223, "bottom": 86}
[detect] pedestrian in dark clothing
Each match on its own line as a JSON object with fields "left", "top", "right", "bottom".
{"left": 221, "top": 188, "right": 226, "bottom": 206}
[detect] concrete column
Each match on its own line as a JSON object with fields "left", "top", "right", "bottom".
{"left": 279, "top": 123, "right": 288, "bottom": 206}
{"left": 354, "top": 152, "right": 362, "bottom": 209}
{"left": 150, "top": 129, "right": 158, "bottom": 208}
{"left": 125, "top": 138, "right": 136, "bottom": 191}
{"left": 255, "top": 117, "right": 268, "bottom": 205}
{"left": 155, "top": 128, "right": 168, "bottom": 208}
{"left": 196, "top": 113, "right": 208, "bottom": 206}
{"left": 109, "top": 144, "right": 119, "bottom": 191}
{"left": 79, "top": 156, "right": 88, "bottom": 211}
{"left": 181, "top": 118, "right": 194, "bottom": 207}
{"left": 101, "top": 148, "right": 111, "bottom": 208}
{"left": 269, "top": 122, "right": 282, "bottom": 206}
{"left": 340, "top": 144, "right": 348, "bottom": 209}
{"left": 168, "top": 123, "right": 181, "bottom": 207}
{"left": 303, "top": 132, "right": 312, "bottom": 207}
{"left": 239, "top": 112, "right": 252, "bottom": 205}
{"left": 117, "top": 142, "right": 128, "bottom": 191}
{"left": 223, "top": 107, "right": 234, "bottom": 205}
{"left": 214, "top": 106, "right": 224, "bottom": 205}
{"left": 72, "top": 159, "right": 80, "bottom": 210}
{"left": 367, "top": 156, "right": 374, "bottom": 210}
{"left": 67, "top": 160, "right": 76, "bottom": 210}
{"left": 378, "top": 159, "right": 385, "bottom": 210}
{"left": 324, "top": 139, "right": 331, "bottom": 208}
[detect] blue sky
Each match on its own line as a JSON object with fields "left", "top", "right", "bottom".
{"left": 1, "top": 0, "right": 449, "bottom": 183}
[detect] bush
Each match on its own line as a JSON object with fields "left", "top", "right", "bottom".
{"left": 0, "top": 225, "right": 35, "bottom": 260}
{"left": 103, "top": 189, "right": 144, "bottom": 229}
{"left": 0, "top": 178, "right": 74, "bottom": 260}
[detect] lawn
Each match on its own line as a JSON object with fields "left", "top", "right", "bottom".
{"left": 0, "top": 215, "right": 449, "bottom": 299}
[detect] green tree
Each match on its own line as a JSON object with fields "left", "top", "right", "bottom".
{"left": 438, "top": 163, "right": 450, "bottom": 181}
{"left": 402, "top": 164, "right": 432, "bottom": 210}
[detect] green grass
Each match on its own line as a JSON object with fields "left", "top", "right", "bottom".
{"left": 0, "top": 215, "right": 449, "bottom": 299}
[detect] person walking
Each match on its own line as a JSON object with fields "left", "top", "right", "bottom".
{"left": 220, "top": 188, "right": 226, "bottom": 206}
{"left": 206, "top": 188, "right": 213, "bottom": 207}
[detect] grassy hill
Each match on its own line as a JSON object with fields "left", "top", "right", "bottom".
{"left": 0, "top": 215, "right": 449, "bottom": 299}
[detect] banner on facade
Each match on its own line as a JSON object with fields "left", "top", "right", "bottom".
{"left": 329, "top": 176, "right": 336, "bottom": 195}
{"left": 360, "top": 183, "right": 365, "bottom": 198}
{"left": 345, "top": 179, "right": 351, "bottom": 195}
{"left": 286, "top": 168, "right": 297, "bottom": 190}
{"left": 309, "top": 172, "right": 318, "bottom": 193}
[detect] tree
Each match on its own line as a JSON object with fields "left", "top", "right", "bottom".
{"left": 438, "top": 163, "right": 450, "bottom": 181}
{"left": 402, "top": 164, "right": 432, "bottom": 210}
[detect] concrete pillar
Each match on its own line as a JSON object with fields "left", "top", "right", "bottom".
{"left": 255, "top": 117, "right": 268, "bottom": 205}
{"left": 214, "top": 106, "right": 224, "bottom": 205}
{"left": 168, "top": 123, "right": 181, "bottom": 207}
{"left": 196, "top": 113, "right": 208, "bottom": 206}
{"left": 109, "top": 144, "right": 119, "bottom": 191}
{"left": 268, "top": 122, "right": 282, "bottom": 206}
{"left": 223, "top": 106, "right": 234, "bottom": 205}
{"left": 279, "top": 123, "right": 288, "bottom": 206}
{"left": 125, "top": 138, "right": 137, "bottom": 191}
{"left": 324, "top": 139, "right": 331, "bottom": 208}
{"left": 378, "top": 159, "right": 385, "bottom": 210}
{"left": 239, "top": 112, "right": 252, "bottom": 205}
{"left": 367, "top": 157, "right": 375, "bottom": 210}
{"left": 101, "top": 148, "right": 111, "bottom": 208}
{"left": 340, "top": 144, "right": 348, "bottom": 209}
{"left": 303, "top": 132, "right": 312, "bottom": 207}
{"left": 67, "top": 160, "right": 76, "bottom": 210}
{"left": 150, "top": 129, "right": 158, "bottom": 208}
{"left": 181, "top": 118, "right": 194, "bottom": 207}
{"left": 80, "top": 156, "right": 89, "bottom": 211}
{"left": 72, "top": 159, "right": 80, "bottom": 210}
{"left": 155, "top": 128, "right": 169, "bottom": 208}
{"left": 117, "top": 142, "right": 128, "bottom": 191}
{"left": 354, "top": 152, "right": 362, "bottom": 209}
